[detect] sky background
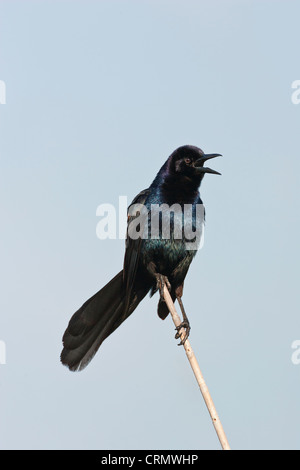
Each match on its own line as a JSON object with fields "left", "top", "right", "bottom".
{"left": 1, "top": 0, "right": 300, "bottom": 450}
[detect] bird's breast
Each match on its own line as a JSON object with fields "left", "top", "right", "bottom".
{"left": 137, "top": 202, "right": 204, "bottom": 275}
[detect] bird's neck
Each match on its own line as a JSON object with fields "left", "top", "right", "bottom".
{"left": 159, "top": 173, "right": 201, "bottom": 205}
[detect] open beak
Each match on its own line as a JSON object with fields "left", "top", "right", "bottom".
{"left": 194, "top": 153, "right": 222, "bottom": 175}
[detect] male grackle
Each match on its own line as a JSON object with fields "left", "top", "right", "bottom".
{"left": 61, "top": 145, "right": 221, "bottom": 371}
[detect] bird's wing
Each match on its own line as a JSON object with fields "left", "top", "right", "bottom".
{"left": 123, "top": 188, "right": 150, "bottom": 311}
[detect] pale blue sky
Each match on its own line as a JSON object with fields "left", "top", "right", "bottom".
{"left": 1, "top": 0, "right": 300, "bottom": 450}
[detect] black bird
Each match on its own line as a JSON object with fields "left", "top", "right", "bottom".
{"left": 61, "top": 145, "right": 221, "bottom": 371}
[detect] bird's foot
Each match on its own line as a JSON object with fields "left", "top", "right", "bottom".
{"left": 155, "top": 274, "right": 171, "bottom": 301}
{"left": 175, "top": 320, "right": 191, "bottom": 346}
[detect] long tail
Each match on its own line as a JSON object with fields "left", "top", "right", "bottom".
{"left": 61, "top": 271, "right": 147, "bottom": 371}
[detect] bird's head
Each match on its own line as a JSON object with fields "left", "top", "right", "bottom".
{"left": 169, "top": 145, "right": 222, "bottom": 181}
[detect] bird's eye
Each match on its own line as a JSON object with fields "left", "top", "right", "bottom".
{"left": 185, "top": 158, "right": 192, "bottom": 165}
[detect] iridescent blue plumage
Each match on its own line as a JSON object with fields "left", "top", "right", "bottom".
{"left": 61, "top": 145, "right": 221, "bottom": 370}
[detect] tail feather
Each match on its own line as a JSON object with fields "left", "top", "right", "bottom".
{"left": 61, "top": 271, "right": 124, "bottom": 371}
{"left": 61, "top": 271, "right": 148, "bottom": 371}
